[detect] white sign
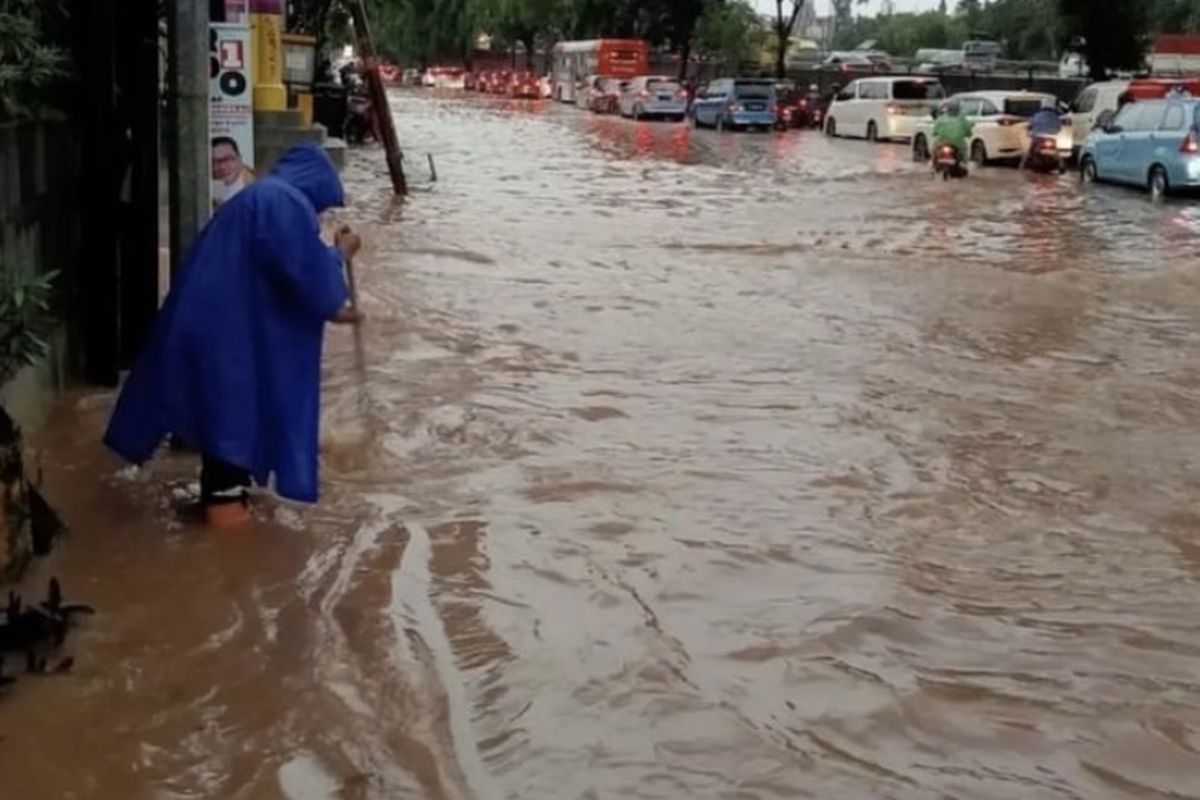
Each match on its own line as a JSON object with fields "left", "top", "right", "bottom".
{"left": 209, "top": 23, "right": 255, "bottom": 210}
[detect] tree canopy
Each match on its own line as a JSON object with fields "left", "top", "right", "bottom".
{"left": 293, "top": 0, "right": 1200, "bottom": 76}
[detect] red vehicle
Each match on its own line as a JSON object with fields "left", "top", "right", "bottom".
{"left": 490, "top": 71, "right": 512, "bottom": 95}
{"left": 378, "top": 63, "right": 400, "bottom": 84}
{"left": 464, "top": 72, "right": 478, "bottom": 91}
{"left": 510, "top": 71, "right": 541, "bottom": 99}
{"left": 585, "top": 76, "right": 626, "bottom": 113}
{"left": 1123, "top": 77, "right": 1200, "bottom": 102}
{"left": 474, "top": 71, "right": 491, "bottom": 92}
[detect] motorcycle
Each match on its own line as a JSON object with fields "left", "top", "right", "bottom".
{"left": 1026, "top": 134, "right": 1066, "bottom": 174}
{"left": 344, "top": 89, "right": 376, "bottom": 145}
{"left": 933, "top": 143, "right": 968, "bottom": 180}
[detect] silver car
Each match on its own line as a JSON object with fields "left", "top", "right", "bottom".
{"left": 618, "top": 76, "right": 688, "bottom": 122}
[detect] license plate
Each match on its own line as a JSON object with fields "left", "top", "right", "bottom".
{"left": 747, "top": 103, "right": 764, "bottom": 111}
{"left": 658, "top": 95, "right": 672, "bottom": 101}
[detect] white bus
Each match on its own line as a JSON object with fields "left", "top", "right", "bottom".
{"left": 551, "top": 39, "right": 648, "bottom": 104}
{"left": 963, "top": 40, "right": 1002, "bottom": 73}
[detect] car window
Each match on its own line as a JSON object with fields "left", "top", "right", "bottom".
{"left": 1073, "top": 87, "right": 1097, "bottom": 113}
{"left": 1131, "top": 102, "right": 1167, "bottom": 132}
{"left": 868, "top": 82, "right": 891, "bottom": 100}
{"left": 958, "top": 99, "right": 982, "bottom": 116}
{"left": 836, "top": 82, "right": 857, "bottom": 102}
{"left": 647, "top": 80, "right": 681, "bottom": 93}
{"left": 1110, "top": 103, "right": 1139, "bottom": 130}
{"left": 1004, "top": 98, "right": 1044, "bottom": 118}
{"left": 734, "top": 83, "right": 773, "bottom": 99}
{"left": 1161, "top": 104, "right": 1186, "bottom": 130}
{"left": 892, "top": 80, "right": 942, "bottom": 100}
{"left": 977, "top": 99, "right": 999, "bottom": 116}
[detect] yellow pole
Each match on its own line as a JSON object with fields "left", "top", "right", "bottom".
{"left": 249, "top": 0, "right": 287, "bottom": 111}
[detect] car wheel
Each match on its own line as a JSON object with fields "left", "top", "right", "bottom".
{"left": 825, "top": 117, "right": 837, "bottom": 137}
{"left": 912, "top": 135, "right": 929, "bottom": 162}
{"left": 1149, "top": 165, "right": 1169, "bottom": 202}
{"left": 867, "top": 121, "right": 878, "bottom": 142}
{"left": 970, "top": 139, "right": 988, "bottom": 165}
{"left": 1080, "top": 156, "right": 1098, "bottom": 184}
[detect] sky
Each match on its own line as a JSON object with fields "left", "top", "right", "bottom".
{"left": 751, "top": 0, "right": 943, "bottom": 16}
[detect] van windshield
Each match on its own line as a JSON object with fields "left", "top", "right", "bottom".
{"left": 893, "top": 80, "right": 944, "bottom": 101}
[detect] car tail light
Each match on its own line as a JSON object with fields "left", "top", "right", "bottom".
{"left": 727, "top": 102, "right": 743, "bottom": 113}
{"left": 638, "top": 89, "right": 651, "bottom": 99}
{"left": 1182, "top": 129, "right": 1199, "bottom": 153}
{"left": 886, "top": 104, "right": 900, "bottom": 115}
{"left": 676, "top": 90, "right": 688, "bottom": 99}
{"left": 799, "top": 98, "right": 808, "bottom": 108}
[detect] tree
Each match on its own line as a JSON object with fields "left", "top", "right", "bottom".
{"left": 771, "top": 0, "right": 805, "bottom": 78}
{"left": 1059, "top": 0, "right": 1149, "bottom": 78}
{"left": 1150, "top": 0, "right": 1200, "bottom": 32}
{"left": 0, "top": 0, "right": 69, "bottom": 121}
{"left": 696, "top": 0, "right": 764, "bottom": 71}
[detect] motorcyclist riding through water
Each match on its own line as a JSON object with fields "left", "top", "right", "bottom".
{"left": 932, "top": 100, "right": 973, "bottom": 170}
{"left": 1021, "top": 97, "right": 1063, "bottom": 170}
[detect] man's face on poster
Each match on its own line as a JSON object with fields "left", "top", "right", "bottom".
{"left": 212, "top": 142, "right": 242, "bottom": 184}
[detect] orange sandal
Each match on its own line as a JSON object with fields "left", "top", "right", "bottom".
{"left": 205, "top": 501, "right": 253, "bottom": 529}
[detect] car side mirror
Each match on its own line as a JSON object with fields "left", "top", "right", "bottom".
{"left": 930, "top": 108, "right": 939, "bottom": 119}
{"left": 1104, "top": 123, "right": 1123, "bottom": 134}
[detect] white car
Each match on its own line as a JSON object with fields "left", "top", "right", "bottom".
{"left": 618, "top": 76, "right": 688, "bottom": 121}
{"left": 1064, "top": 80, "right": 1129, "bottom": 160}
{"left": 910, "top": 91, "right": 1072, "bottom": 166}
{"left": 824, "top": 77, "right": 944, "bottom": 142}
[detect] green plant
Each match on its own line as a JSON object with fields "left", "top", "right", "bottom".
{"left": 0, "top": 0, "right": 70, "bottom": 121}
{"left": 0, "top": 269, "right": 58, "bottom": 384}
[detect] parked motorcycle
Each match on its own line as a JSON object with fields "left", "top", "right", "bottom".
{"left": 344, "top": 90, "right": 376, "bottom": 145}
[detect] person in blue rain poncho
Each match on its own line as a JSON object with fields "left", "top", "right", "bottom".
{"left": 105, "top": 143, "right": 363, "bottom": 527}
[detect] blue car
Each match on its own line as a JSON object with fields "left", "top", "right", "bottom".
{"left": 691, "top": 78, "right": 777, "bottom": 131}
{"left": 1079, "top": 96, "right": 1200, "bottom": 200}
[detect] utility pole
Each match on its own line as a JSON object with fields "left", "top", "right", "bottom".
{"left": 168, "top": 0, "right": 211, "bottom": 280}
{"left": 349, "top": 0, "right": 408, "bottom": 195}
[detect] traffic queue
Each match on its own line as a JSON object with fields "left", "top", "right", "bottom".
{"left": 418, "top": 65, "right": 1200, "bottom": 200}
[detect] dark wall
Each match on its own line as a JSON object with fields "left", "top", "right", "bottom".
{"left": 0, "top": 123, "right": 82, "bottom": 309}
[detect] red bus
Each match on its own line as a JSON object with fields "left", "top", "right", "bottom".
{"left": 551, "top": 39, "right": 649, "bottom": 103}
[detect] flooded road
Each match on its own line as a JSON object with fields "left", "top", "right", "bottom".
{"left": 6, "top": 92, "right": 1200, "bottom": 799}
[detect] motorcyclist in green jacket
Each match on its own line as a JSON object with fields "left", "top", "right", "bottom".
{"left": 932, "top": 100, "right": 973, "bottom": 165}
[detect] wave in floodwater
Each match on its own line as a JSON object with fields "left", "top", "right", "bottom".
{"left": 5, "top": 91, "right": 1200, "bottom": 800}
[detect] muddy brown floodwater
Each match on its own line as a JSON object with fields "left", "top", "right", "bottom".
{"left": 5, "top": 91, "right": 1200, "bottom": 799}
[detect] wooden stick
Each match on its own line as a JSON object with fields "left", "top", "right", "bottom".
{"left": 344, "top": 255, "right": 367, "bottom": 376}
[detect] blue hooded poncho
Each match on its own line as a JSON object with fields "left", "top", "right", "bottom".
{"left": 105, "top": 143, "right": 349, "bottom": 502}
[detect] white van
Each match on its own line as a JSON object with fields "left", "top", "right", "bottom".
{"left": 824, "top": 77, "right": 945, "bottom": 142}
{"left": 1066, "top": 80, "right": 1129, "bottom": 159}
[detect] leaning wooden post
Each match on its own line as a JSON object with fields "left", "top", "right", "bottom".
{"left": 349, "top": 0, "right": 407, "bottom": 195}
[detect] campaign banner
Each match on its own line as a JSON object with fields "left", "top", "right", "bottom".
{"left": 209, "top": 23, "right": 255, "bottom": 209}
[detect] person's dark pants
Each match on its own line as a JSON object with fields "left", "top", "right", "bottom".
{"left": 200, "top": 455, "right": 251, "bottom": 506}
